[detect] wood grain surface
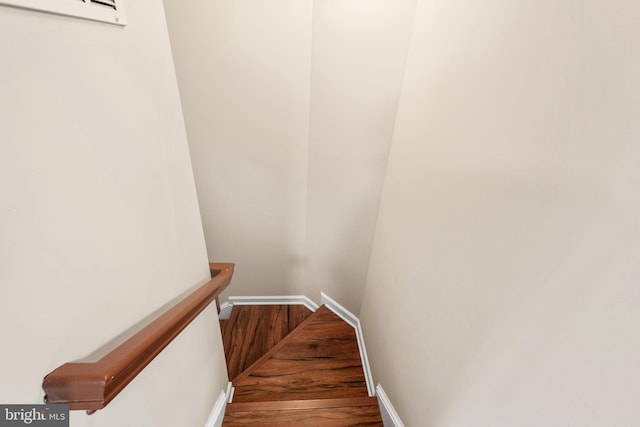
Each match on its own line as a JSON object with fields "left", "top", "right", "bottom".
{"left": 223, "top": 403, "right": 383, "bottom": 426}
{"left": 220, "top": 303, "right": 381, "bottom": 425}
{"left": 221, "top": 304, "right": 313, "bottom": 380}
{"left": 231, "top": 306, "right": 369, "bottom": 402}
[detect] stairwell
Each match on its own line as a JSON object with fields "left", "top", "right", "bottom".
{"left": 220, "top": 304, "right": 383, "bottom": 426}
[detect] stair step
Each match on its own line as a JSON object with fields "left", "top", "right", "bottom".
{"left": 221, "top": 304, "right": 313, "bottom": 380}
{"left": 227, "top": 396, "right": 379, "bottom": 412}
{"left": 232, "top": 306, "right": 369, "bottom": 402}
{"left": 224, "top": 397, "right": 382, "bottom": 426}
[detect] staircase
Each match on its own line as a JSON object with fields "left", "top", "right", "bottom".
{"left": 220, "top": 304, "right": 383, "bottom": 426}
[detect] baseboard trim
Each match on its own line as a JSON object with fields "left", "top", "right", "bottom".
{"left": 320, "top": 292, "right": 357, "bottom": 328}
{"left": 376, "top": 384, "right": 404, "bottom": 427}
{"left": 225, "top": 381, "right": 235, "bottom": 404}
{"left": 218, "top": 302, "right": 233, "bottom": 320}
{"left": 224, "top": 295, "right": 320, "bottom": 313}
{"left": 204, "top": 381, "right": 233, "bottom": 427}
{"left": 321, "top": 292, "right": 375, "bottom": 397}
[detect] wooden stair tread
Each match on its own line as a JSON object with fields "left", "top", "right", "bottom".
{"left": 227, "top": 397, "right": 379, "bottom": 412}
{"left": 220, "top": 304, "right": 381, "bottom": 425}
{"left": 223, "top": 397, "right": 382, "bottom": 426}
{"left": 221, "top": 304, "right": 313, "bottom": 380}
{"left": 232, "top": 306, "right": 369, "bottom": 402}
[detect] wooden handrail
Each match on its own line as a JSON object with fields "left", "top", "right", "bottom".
{"left": 42, "top": 262, "right": 234, "bottom": 412}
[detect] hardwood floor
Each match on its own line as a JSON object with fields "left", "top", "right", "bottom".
{"left": 223, "top": 397, "right": 382, "bottom": 426}
{"left": 221, "top": 304, "right": 382, "bottom": 426}
{"left": 232, "top": 306, "right": 369, "bottom": 402}
{"left": 221, "top": 304, "right": 313, "bottom": 380}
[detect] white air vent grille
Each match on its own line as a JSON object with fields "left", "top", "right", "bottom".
{"left": 90, "top": 0, "right": 117, "bottom": 10}
{"left": 0, "top": 0, "right": 127, "bottom": 25}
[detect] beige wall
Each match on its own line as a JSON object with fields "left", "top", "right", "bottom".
{"left": 164, "top": 0, "right": 416, "bottom": 313}
{"left": 360, "top": 0, "right": 640, "bottom": 425}
{"left": 163, "top": 0, "right": 313, "bottom": 298}
{"left": 305, "top": 0, "right": 416, "bottom": 313}
{"left": 0, "top": 2, "right": 227, "bottom": 426}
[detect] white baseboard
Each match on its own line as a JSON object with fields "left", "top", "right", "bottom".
{"left": 320, "top": 292, "right": 358, "bottom": 328}
{"left": 321, "top": 292, "right": 375, "bottom": 397}
{"left": 224, "top": 295, "right": 320, "bottom": 314}
{"left": 226, "top": 381, "right": 235, "bottom": 404}
{"left": 376, "top": 384, "right": 404, "bottom": 427}
{"left": 218, "top": 301, "right": 233, "bottom": 320}
{"left": 204, "top": 382, "right": 233, "bottom": 427}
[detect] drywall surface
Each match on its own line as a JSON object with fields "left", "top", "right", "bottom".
{"left": 360, "top": 0, "right": 640, "bottom": 425}
{"left": 305, "top": 0, "right": 416, "bottom": 314}
{"left": 163, "top": 0, "right": 312, "bottom": 297}
{"left": 164, "top": 0, "right": 415, "bottom": 312}
{"left": 0, "top": 2, "right": 228, "bottom": 426}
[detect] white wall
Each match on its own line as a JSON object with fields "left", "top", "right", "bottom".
{"left": 0, "top": 2, "right": 228, "bottom": 426}
{"left": 164, "top": 0, "right": 416, "bottom": 313}
{"left": 163, "top": 0, "right": 313, "bottom": 298}
{"left": 360, "top": 0, "right": 640, "bottom": 425}
{"left": 305, "top": 0, "right": 416, "bottom": 313}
